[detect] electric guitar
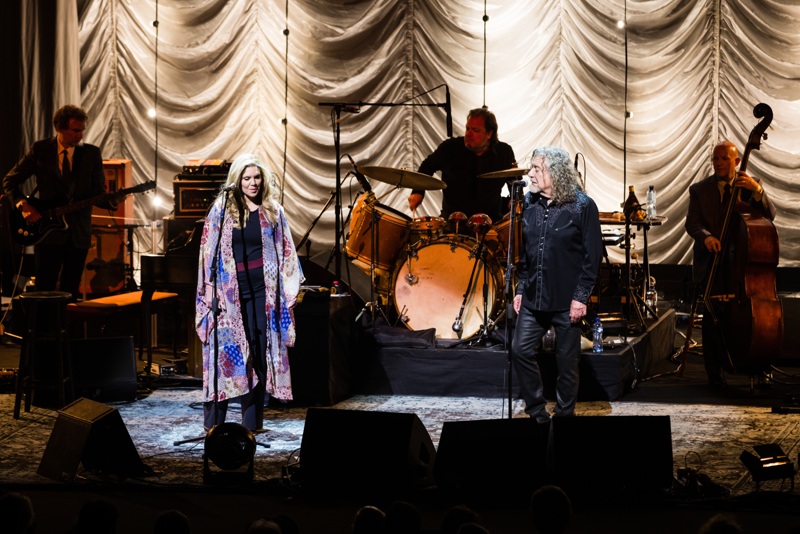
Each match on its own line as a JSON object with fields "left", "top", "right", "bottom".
{"left": 9, "top": 181, "right": 156, "bottom": 246}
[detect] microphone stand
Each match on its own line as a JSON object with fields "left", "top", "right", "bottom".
{"left": 174, "top": 190, "right": 229, "bottom": 447}
{"left": 209, "top": 191, "right": 230, "bottom": 430}
{"left": 295, "top": 190, "right": 336, "bottom": 251}
{"left": 316, "top": 104, "right": 348, "bottom": 282}
{"left": 504, "top": 181, "right": 525, "bottom": 418}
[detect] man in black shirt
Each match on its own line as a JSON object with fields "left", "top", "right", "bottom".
{"left": 407, "top": 108, "right": 516, "bottom": 224}
{"left": 512, "top": 146, "right": 602, "bottom": 423}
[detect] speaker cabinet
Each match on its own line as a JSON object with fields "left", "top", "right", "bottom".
{"left": 288, "top": 291, "right": 356, "bottom": 406}
{"left": 550, "top": 416, "right": 673, "bottom": 498}
{"left": 299, "top": 408, "right": 435, "bottom": 495}
{"left": 70, "top": 337, "right": 137, "bottom": 402}
{"left": 434, "top": 418, "right": 548, "bottom": 503}
{"left": 38, "top": 397, "right": 146, "bottom": 482}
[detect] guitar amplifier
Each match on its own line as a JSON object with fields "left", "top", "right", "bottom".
{"left": 97, "top": 159, "right": 133, "bottom": 224}
{"left": 173, "top": 174, "right": 226, "bottom": 218}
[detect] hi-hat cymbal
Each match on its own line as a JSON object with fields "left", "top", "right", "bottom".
{"left": 478, "top": 168, "right": 530, "bottom": 179}
{"left": 359, "top": 166, "right": 446, "bottom": 190}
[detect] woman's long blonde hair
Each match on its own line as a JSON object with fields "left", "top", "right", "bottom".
{"left": 222, "top": 153, "right": 279, "bottom": 228}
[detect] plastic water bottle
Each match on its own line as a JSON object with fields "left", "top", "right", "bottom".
{"left": 592, "top": 317, "right": 604, "bottom": 353}
{"left": 646, "top": 185, "right": 657, "bottom": 219}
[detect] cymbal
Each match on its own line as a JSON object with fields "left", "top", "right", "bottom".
{"left": 359, "top": 166, "right": 446, "bottom": 190}
{"left": 478, "top": 168, "right": 530, "bottom": 179}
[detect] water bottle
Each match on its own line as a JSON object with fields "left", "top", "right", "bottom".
{"left": 646, "top": 185, "right": 657, "bottom": 219}
{"left": 592, "top": 317, "right": 604, "bottom": 353}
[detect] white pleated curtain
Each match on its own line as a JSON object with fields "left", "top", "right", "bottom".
{"left": 40, "top": 0, "right": 800, "bottom": 275}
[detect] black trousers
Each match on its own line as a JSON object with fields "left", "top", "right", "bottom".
{"left": 204, "top": 285, "right": 268, "bottom": 431}
{"left": 34, "top": 241, "right": 89, "bottom": 301}
{"left": 511, "top": 306, "right": 581, "bottom": 422}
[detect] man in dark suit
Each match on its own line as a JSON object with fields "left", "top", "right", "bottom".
{"left": 3, "top": 104, "right": 117, "bottom": 300}
{"left": 685, "top": 140, "right": 777, "bottom": 385}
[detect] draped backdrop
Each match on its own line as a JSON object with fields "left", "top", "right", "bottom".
{"left": 16, "top": 0, "right": 800, "bottom": 281}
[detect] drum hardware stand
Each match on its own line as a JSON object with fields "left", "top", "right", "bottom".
{"left": 451, "top": 230, "right": 491, "bottom": 343}
{"left": 353, "top": 193, "right": 391, "bottom": 327}
{"left": 622, "top": 209, "right": 651, "bottom": 335}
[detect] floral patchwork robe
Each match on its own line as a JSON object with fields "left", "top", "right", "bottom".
{"left": 195, "top": 197, "right": 303, "bottom": 402}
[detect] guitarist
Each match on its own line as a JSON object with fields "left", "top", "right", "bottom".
{"left": 684, "top": 140, "right": 777, "bottom": 387}
{"left": 3, "top": 104, "right": 118, "bottom": 301}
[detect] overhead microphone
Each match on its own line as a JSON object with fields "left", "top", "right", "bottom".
{"left": 574, "top": 152, "right": 584, "bottom": 182}
{"left": 346, "top": 154, "right": 372, "bottom": 192}
{"left": 445, "top": 85, "right": 453, "bottom": 138}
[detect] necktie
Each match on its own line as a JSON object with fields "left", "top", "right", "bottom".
{"left": 722, "top": 184, "right": 731, "bottom": 207}
{"left": 61, "top": 149, "right": 71, "bottom": 181}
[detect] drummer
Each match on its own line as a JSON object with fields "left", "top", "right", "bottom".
{"left": 407, "top": 107, "right": 516, "bottom": 224}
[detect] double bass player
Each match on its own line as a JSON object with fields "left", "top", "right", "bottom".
{"left": 685, "top": 140, "right": 777, "bottom": 386}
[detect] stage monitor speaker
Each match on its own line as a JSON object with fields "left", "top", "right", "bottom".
{"left": 550, "top": 416, "right": 673, "bottom": 498}
{"left": 434, "top": 418, "right": 548, "bottom": 504}
{"left": 70, "top": 336, "right": 137, "bottom": 402}
{"left": 299, "top": 408, "right": 435, "bottom": 495}
{"left": 38, "top": 397, "right": 147, "bottom": 482}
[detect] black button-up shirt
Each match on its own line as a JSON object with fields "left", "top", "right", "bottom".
{"left": 516, "top": 191, "right": 603, "bottom": 311}
{"left": 414, "top": 137, "right": 516, "bottom": 223}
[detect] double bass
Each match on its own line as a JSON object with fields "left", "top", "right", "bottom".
{"left": 703, "top": 103, "right": 783, "bottom": 376}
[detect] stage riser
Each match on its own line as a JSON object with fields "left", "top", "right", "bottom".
{"left": 364, "top": 309, "right": 676, "bottom": 401}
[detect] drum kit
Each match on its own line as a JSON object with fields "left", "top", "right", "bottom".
{"left": 344, "top": 165, "right": 529, "bottom": 342}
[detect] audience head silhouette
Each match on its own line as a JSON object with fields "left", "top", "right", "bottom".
{"left": 154, "top": 509, "right": 191, "bottom": 534}
{"left": 530, "top": 485, "right": 572, "bottom": 534}
{"left": 0, "top": 492, "right": 35, "bottom": 534}
{"left": 352, "top": 505, "right": 386, "bottom": 534}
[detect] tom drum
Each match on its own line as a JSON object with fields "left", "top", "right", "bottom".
{"left": 346, "top": 194, "right": 410, "bottom": 271}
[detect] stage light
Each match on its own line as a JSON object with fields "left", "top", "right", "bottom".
{"left": 739, "top": 443, "right": 795, "bottom": 490}
{"left": 203, "top": 422, "right": 256, "bottom": 485}
{"left": 151, "top": 195, "right": 163, "bottom": 209}
{"left": 617, "top": 20, "right": 625, "bottom": 29}
{"left": 148, "top": 108, "right": 157, "bottom": 118}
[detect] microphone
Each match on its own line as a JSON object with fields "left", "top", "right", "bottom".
{"left": 222, "top": 183, "right": 237, "bottom": 192}
{"left": 574, "top": 152, "right": 583, "bottom": 185}
{"left": 445, "top": 85, "right": 453, "bottom": 138}
{"left": 346, "top": 154, "right": 372, "bottom": 192}
{"left": 514, "top": 177, "right": 530, "bottom": 187}
{"left": 342, "top": 105, "right": 360, "bottom": 114}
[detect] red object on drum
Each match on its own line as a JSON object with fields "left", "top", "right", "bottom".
{"left": 468, "top": 213, "right": 492, "bottom": 234}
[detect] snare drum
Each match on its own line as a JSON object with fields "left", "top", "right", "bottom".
{"left": 410, "top": 216, "right": 446, "bottom": 243}
{"left": 346, "top": 194, "right": 410, "bottom": 271}
{"left": 393, "top": 237, "right": 501, "bottom": 340}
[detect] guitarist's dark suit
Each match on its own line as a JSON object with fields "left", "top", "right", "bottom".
{"left": 3, "top": 137, "right": 115, "bottom": 297}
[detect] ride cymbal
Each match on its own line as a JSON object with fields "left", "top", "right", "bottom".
{"left": 359, "top": 166, "right": 446, "bottom": 190}
{"left": 478, "top": 168, "right": 530, "bottom": 179}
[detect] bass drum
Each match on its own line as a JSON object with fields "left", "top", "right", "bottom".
{"left": 392, "top": 237, "right": 501, "bottom": 340}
